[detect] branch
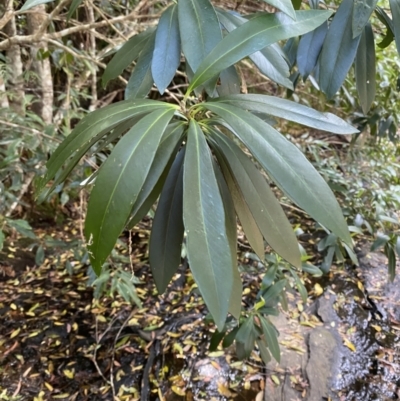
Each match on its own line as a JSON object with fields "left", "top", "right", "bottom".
{"left": 0, "top": 11, "right": 156, "bottom": 50}
{"left": 0, "top": 0, "right": 14, "bottom": 31}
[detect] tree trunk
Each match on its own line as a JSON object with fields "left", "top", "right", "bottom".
{"left": 27, "top": 4, "right": 54, "bottom": 124}
{"left": 3, "top": 7, "right": 24, "bottom": 114}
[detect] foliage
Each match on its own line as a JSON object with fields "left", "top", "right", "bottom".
{"left": 32, "top": 0, "right": 363, "bottom": 366}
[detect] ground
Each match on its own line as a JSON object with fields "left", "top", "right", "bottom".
{"left": 1, "top": 222, "right": 399, "bottom": 401}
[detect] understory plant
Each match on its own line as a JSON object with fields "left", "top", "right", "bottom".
{"left": 32, "top": 0, "right": 361, "bottom": 363}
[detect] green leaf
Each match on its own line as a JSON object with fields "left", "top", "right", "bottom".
{"left": 256, "top": 338, "right": 272, "bottom": 364}
{"left": 85, "top": 108, "right": 175, "bottom": 274}
{"left": 188, "top": 10, "right": 332, "bottom": 92}
{"left": 125, "top": 32, "right": 155, "bottom": 99}
{"left": 375, "top": 7, "right": 394, "bottom": 49}
{"left": 302, "top": 263, "right": 323, "bottom": 276}
{"left": 35, "top": 245, "right": 45, "bottom": 266}
{"left": 212, "top": 144, "right": 264, "bottom": 261}
{"left": 386, "top": 245, "right": 396, "bottom": 282}
{"left": 67, "top": 0, "right": 83, "bottom": 20}
{"left": 20, "top": 0, "right": 54, "bottom": 11}
{"left": 297, "top": 21, "right": 327, "bottom": 79}
{"left": 150, "top": 148, "right": 185, "bottom": 294}
{"left": 396, "top": 236, "right": 400, "bottom": 258}
{"left": 318, "top": 0, "right": 362, "bottom": 99}
{"left": 290, "top": 271, "right": 308, "bottom": 302}
{"left": 102, "top": 28, "right": 155, "bottom": 87}
{"left": 212, "top": 94, "right": 358, "bottom": 134}
{"left": 210, "top": 130, "right": 301, "bottom": 268}
{"left": 371, "top": 233, "right": 390, "bottom": 251}
{"left": 183, "top": 120, "right": 234, "bottom": 331}
{"left": 210, "top": 330, "right": 227, "bottom": 352}
{"left": 261, "top": 0, "right": 296, "bottom": 19}
{"left": 152, "top": 5, "right": 181, "bottom": 94}
{"left": 217, "top": 10, "right": 292, "bottom": 89}
{"left": 390, "top": 0, "right": 400, "bottom": 56}
{"left": 262, "top": 279, "right": 287, "bottom": 305}
{"left": 213, "top": 160, "right": 242, "bottom": 319}
{"left": 0, "top": 230, "right": 4, "bottom": 251}
{"left": 235, "top": 317, "right": 257, "bottom": 358}
{"left": 217, "top": 66, "right": 241, "bottom": 96}
{"left": 202, "top": 103, "right": 352, "bottom": 245}
{"left": 355, "top": 23, "right": 376, "bottom": 114}
{"left": 260, "top": 316, "right": 280, "bottom": 362}
{"left": 127, "top": 123, "right": 185, "bottom": 229}
{"left": 37, "top": 100, "right": 174, "bottom": 199}
{"left": 352, "top": 0, "right": 378, "bottom": 38}
{"left": 178, "top": 0, "right": 222, "bottom": 73}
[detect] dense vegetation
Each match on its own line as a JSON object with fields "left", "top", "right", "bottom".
{"left": 1, "top": 0, "right": 400, "bottom": 397}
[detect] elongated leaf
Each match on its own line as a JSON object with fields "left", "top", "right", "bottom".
{"left": 375, "top": 7, "right": 394, "bottom": 49}
{"left": 390, "top": 0, "right": 400, "bottom": 56}
{"left": 256, "top": 338, "right": 272, "bottom": 364}
{"left": 318, "top": 0, "right": 362, "bottom": 99}
{"left": 183, "top": 120, "right": 234, "bottom": 331}
{"left": 67, "top": 0, "right": 83, "bottom": 20}
{"left": 262, "top": 0, "right": 296, "bottom": 19}
{"left": 396, "top": 236, "right": 400, "bottom": 258}
{"left": 102, "top": 28, "right": 155, "bottom": 87}
{"left": 297, "top": 21, "right": 328, "bottom": 79}
{"left": 85, "top": 109, "right": 175, "bottom": 274}
{"left": 236, "top": 317, "right": 257, "bottom": 358}
{"left": 355, "top": 23, "right": 376, "bottom": 114}
{"left": 127, "top": 123, "right": 185, "bottom": 229}
{"left": 152, "top": 5, "right": 181, "bottom": 94}
{"left": 213, "top": 160, "right": 242, "bottom": 319}
{"left": 212, "top": 143, "right": 264, "bottom": 261}
{"left": 125, "top": 33, "right": 155, "bottom": 99}
{"left": 37, "top": 100, "right": 175, "bottom": 199}
{"left": 262, "top": 279, "right": 287, "bottom": 305}
{"left": 210, "top": 131, "right": 301, "bottom": 268}
{"left": 217, "top": 66, "right": 241, "bottom": 96}
{"left": 352, "top": 0, "right": 378, "bottom": 38}
{"left": 94, "top": 116, "right": 144, "bottom": 156}
{"left": 203, "top": 103, "right": 352, "bottom": 245}
{"left": 188, "top": 10, "right": 332, "bottom": 92}
{"left": 386, "top": 245, "right": 396, "bottom": 282}
{"left": 217, "top": 10, "right": 292, "bottom": 88}
{"left": 178, "top": 0, "right": 222, "bottom": 73}
{"left": 150, "top": 148, "right": 185, "bottom": 293}
{"left": 260, "top": 317, "right": 280, "bottom": 362}
{"left": 20, "top": 0, "right": 54, "bottom": 11}
{"left": 213, "top": 94, "right": 358, "bottom": 134}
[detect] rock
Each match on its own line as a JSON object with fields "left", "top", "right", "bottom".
{"left": 306, "top": 327, "right": 338, "bottom": 401}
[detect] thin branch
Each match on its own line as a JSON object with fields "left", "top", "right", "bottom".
{"left": 0, "top": 11, "right": 158, "bottom": 50}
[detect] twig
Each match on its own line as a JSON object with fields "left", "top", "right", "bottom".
{"left": 0, "top": 11, "right": 158, "bottom": 50}
{"left": 110, "top": 309, "right": 137, "bottom": 400}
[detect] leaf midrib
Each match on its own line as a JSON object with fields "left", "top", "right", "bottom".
{"left": 190, "top": 11, "right": 329, "bottom": 89}
{"left": 92, "top": 109, "right": 172, "bottom": 260}
{"left": 206, "top": 103, "right": 341, "bottom": 232}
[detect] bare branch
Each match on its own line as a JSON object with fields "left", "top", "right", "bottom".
{"left": 0, "top": 0, "right": 14, "bottom": 30}
{"left": 0, "top": 11, "right": 158, "bottom": 50}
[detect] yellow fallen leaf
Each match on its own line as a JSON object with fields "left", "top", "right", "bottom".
{"left": 217, "top": 382, "right": 233, "bottom": 397}
{"left": 357, "top": 281, "right": 364, "bottom": 291}
{"left": 10, "top": 328, "right": 20, "bottom": 338}
{"left": 44, "top": 382, "right": 53, "bottom": 391}
{"left": 371, "top": 324, "right": 381, "bottom": 332}
{"left": 314, "top": 283, "right": 324, "bottom": 296}
{"left": 63, "top": 369, "right": 75, "bottom": 379}
{"left": 271, "top": 375, "right": 280, "bottom": 385}
{"left": 344, "top": 339, "right": 356, "bottom": 352}
{"left": 171, "top": 386, "right": 186, "bottom": 396}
